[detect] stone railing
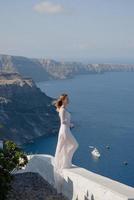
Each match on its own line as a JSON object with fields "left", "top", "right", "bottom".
{"left": 13, "top": 154, "right": 134, "bottom": 200}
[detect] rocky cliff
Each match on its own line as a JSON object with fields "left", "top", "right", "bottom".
{"left": 0, "top": 54, "right": 134, "bottom": 82}
{"left": 0, "top": 72, "right": 59, "bottom": 145}
{"left": 0, "top": 55, "right": 51, "bottom": 82}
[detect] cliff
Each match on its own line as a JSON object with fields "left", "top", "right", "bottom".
{"left": 0, "top": 55, "right": 50, "bottom": 82}
{"left": 0, "top": 54, "right": 134, "bottom": 82}
{"left": 0, "top": 72, "right": 59, "bottom": 145}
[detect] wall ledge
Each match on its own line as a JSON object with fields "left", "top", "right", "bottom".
{"left": 13, "top": 154, "right": 134, "bottom": 200}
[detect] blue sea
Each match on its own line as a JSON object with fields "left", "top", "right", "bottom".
{"left": 23, "top": 72, "right": 134, "bottom": 187}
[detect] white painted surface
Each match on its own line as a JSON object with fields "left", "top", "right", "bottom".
{"left": 13, "top": 154, "right": 134, "bottom": 200}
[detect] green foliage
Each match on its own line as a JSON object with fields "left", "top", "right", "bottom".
{"left": 0, "top": 124, "right": 4, "bottom": 128}
{"left": 0, "top": 140, "right": 28, "bottom": 200}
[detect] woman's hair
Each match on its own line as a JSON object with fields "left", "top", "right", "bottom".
{"left": 52, "top": 93, "right": 68, "bottom": 112}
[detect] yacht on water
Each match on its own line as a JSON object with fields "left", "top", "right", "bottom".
{"left": 89, "top": 146, "right": 101, "bottom": 158}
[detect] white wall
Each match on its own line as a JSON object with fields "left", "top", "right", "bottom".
{"left": 13, "top": 154, "right": 134, "bottom": 200}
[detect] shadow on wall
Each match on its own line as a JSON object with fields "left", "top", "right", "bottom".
{"left": 51, "top": 165, "right": 74, "bottom": 199}
{"left": 51, "top": 164, "right": 95, "bottom": 200}
{"left": 64, "top": 176, "right": 74, "bottom": 199}
{"left": 26, "top": 155, "right": 96, "bottom": 200}
{"left": 84, "top": 190, "right": 95, "bottom": 200}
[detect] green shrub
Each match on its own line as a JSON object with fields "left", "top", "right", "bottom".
{"left": 0, "top": 140, "right": 28, "bottom": 200}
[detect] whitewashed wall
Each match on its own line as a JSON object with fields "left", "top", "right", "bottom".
{"left": 13, "top": 154, "right": 134, "bottom": 200}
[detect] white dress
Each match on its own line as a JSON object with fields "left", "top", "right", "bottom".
{"left": 54, "top": 104, "right": 79, "bottom": 193}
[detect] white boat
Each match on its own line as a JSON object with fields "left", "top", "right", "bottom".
{"left": 91, "top": 148, "right": 101, "bottom": 158}
{"left": 89, "top": 146, "right": 101, "bottom": 158}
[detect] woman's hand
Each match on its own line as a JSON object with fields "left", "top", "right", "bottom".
{"left": 70, "top": 122, "right": 74, "bottom": 129}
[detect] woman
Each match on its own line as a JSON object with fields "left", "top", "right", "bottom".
{"left": 53, "top": 93, "right": 79, "bottom": 193}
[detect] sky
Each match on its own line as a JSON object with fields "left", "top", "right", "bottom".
{"left": 0, "top": 0, "right": 134, "bottom": 63}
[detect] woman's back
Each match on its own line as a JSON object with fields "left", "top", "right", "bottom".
{"left": 59, "top": 105, "right": 71, "bottom": 127}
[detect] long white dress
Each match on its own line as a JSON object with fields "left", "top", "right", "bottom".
{"left": 54, "top": 104, "right": 79, "bottom": 193}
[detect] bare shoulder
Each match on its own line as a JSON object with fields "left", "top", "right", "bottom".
{"left": 59, "top": 106, "right": 66, "bottom": 114}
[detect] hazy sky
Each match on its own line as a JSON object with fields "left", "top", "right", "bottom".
{"left": 0, "top": 0, "right": 134, "bottom": 63}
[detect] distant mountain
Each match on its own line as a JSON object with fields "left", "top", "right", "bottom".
{"left": 0, "top": 54, "right": 134, "bottom": 82}
{"left": 0, "top": 72, "right": 59, "bottom": 145}
{"left": 0, "top": 55, "right": 51, "bottom": 82}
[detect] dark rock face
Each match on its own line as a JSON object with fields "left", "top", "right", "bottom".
{"left": 7, "top": 172, "right": 68, "bottom": 200}
{"left": 0, "top": 72, "right": 59, "bottom": 145}
{"left": 0, "top": 54, "right": 134, "bottom": 82}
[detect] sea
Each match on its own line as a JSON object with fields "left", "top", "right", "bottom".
{"left": 23, "top": 71, "right": 134, "bottom": 187}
